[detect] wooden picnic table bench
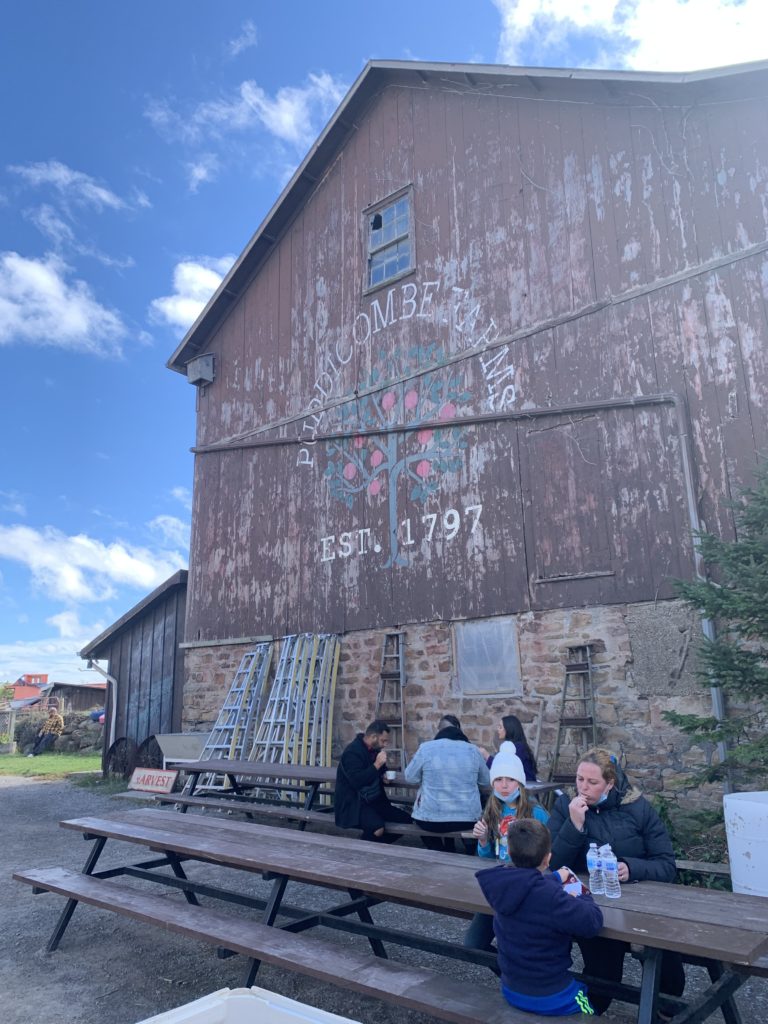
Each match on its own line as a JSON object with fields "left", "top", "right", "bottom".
{"left": 14, "top": 866, "right": 557, "bottom": 1024}
{"left": 13, "top": 806, "right": 768, "bottom": 1024}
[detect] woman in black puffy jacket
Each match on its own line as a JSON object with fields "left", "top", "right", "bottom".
{"left": 548, "top": 748, "right": 684, "bottom": 1014}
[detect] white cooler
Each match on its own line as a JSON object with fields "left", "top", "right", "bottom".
{"left": 136, "top": 987, "right": 361, "bottom": 1024}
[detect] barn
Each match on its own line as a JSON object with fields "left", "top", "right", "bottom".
{"left": 167, "top": 59, "right": 768, "bottom": 793}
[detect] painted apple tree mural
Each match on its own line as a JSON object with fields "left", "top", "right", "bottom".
{"left": 324, "top": 343, "right": 471, "bottom": 567}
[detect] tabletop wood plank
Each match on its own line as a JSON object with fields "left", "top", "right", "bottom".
{"left": 57, "top": 807, "right": 768, "bottom": 966}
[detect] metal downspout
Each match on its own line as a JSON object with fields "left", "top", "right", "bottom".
{"left": 86, "top": 660, "right": 119, "bottom": 751}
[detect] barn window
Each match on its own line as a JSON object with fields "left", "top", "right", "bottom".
{"left": 454, "top": 616, "right": 523, "bottom": 695}
{"left": 365, "top": 188, "right": 413, "bottom": 289}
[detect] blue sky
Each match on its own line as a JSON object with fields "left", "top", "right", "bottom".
{"left": 1, "top": 1, "right": 766, "bottom": 683}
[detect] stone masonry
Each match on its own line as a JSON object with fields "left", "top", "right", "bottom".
{"left": 182, "top": 598, "right": 723, "bottom": 805}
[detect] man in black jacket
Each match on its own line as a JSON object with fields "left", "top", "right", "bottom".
{"left": 334, "top": 719, "right": 411, "bottom": 841}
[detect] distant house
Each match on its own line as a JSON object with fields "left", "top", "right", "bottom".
{"left": 16, "top": 673, "right": 48, "bottom": 687}
{"left": 166, "top": 59, "right": 768, "bottom": 789}
{"left": 8, "top": 682, "right": 46, "bottom": 709}
{"left": 79, "top": 570, "right": 187, "bottom": 772}
{"left": 47, "top": 681, "right": 107, "bottom": 714}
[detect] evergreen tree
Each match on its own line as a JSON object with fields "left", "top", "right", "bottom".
{"left": 664, "top": 469, "right": 768, "bottom": 787}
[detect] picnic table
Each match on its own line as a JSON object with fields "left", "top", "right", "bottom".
{"left": 14, "top": 806, "right": 767, "bottom": 1024}
{"left": 161, "top": 757, "right": 562, "bottom": 841}
{"left": 167, "top": 756, "right": 562, "bottom": 804}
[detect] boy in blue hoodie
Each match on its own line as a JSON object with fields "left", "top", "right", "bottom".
{"left": 476, "top": 818, "right": 603, "bottom": 1017}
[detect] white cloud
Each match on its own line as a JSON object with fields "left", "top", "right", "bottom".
{"left": 26, "top": 204, "right": 135, "bottom": 269}
{"left": 132, "top": 188, "right": 153, "bottom": 209}
{"left": 26, "top": 204, "right": 76, "bottom": 248}
{"left": 186, "top": 153, "right": 220, "bottom": 193}
{"left": 227, "top": 19, "right": 258, "bottom": 58}
{"left": 0, "top": 251, "right": 127, "bottom": 355}
{"left": 0, "top": 524, "right": 186, "bottom": 604}
{"left": 0, "top": 626, "right": 108, "bottom": 683}
{"left": 492, "top": 0, "right": 768, "bottom": 71}
{"left": 47, "top": 609, "right": 87, "bottom": 639}
{"left": 149, "top": 255, "right": 236, "bottom": 333}
{"left": 0, "top": 490, "right": 27, "bottom": 517}
{"left": 148, "top": 514, "right": 190, "bottom": 550}
{"left": 8, "top": 160, "right": 127, "bottom": 211}
{"left": 171, "top": 486, "right": 193, "bottom": 511}
{"left": 147, "top": 71, "right": 348, "bottom": 151}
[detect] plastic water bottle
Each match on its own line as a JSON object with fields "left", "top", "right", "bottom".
{"left": 601, "top": 845, "right": 621, "bottom": 898}
{"left": 586, "top": 842, "right": 604, "bottom": 895}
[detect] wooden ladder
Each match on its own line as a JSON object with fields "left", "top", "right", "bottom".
{"left": 375, "top": 631, "right": 408, "bottom": 771}
{"left": 549, "top": 643, "right": 598, "bottom": 785}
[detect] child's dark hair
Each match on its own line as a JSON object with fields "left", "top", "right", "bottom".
{"left": 506, "top": 818, "right": 551, "bottom": 869}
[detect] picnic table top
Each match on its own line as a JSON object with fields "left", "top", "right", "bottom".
{"left": 167, "top": 757, "right": 561, "bottom": 793}
{"left": 60, "top": 807, "right": 768, "bottom": 967}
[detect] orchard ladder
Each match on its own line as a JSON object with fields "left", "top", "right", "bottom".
{"left": 549, "top": 643, "right": 598, "bottom": 785}
{"left": 375, "top": 631, "right": 408, "bottom": 772}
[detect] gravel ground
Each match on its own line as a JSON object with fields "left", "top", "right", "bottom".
{"left": 2, "top": 775, "right": 766, "bottom": 1024}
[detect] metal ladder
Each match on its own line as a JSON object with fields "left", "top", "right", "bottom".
{"left": 375, "top": 631, "right": 407, "bottom": 771}
{"left": 549, "top": 643, "right": 598, "bottom": 785}
{"left": 248, "top": 634, "right": 309, "bottom": 766}
{"left": 184, "top": 642, "right": 273, "bottom": 793}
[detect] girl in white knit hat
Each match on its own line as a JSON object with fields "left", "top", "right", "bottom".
{"left": 473, "top": 742, "right": 549, "bottom": 862}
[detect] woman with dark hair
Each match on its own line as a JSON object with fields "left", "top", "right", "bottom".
{"left": 547, "top": 748, "right": 684, "bottom": 1015}
{"left": 479, "top": 714, "right": 538, "bottom": 782}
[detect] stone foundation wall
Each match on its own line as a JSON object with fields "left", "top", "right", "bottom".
{"left": 182, "top": 598, "right": 724, "bottom": 806}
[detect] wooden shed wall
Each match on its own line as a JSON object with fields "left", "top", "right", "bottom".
{"left": 100, "top": 585, "right": 186, "bottom": 753}
{"left": 185, "top": 75, "right": 768, "bottom": 642}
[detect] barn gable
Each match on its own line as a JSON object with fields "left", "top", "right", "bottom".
{"left": 169, "top": 59, "right": 768, "bottom": 786}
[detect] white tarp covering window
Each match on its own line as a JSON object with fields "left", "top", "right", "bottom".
{"left": 454, "top": 616, "right": 522, "bottom": 695}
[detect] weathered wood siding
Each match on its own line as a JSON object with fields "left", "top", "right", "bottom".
{"left": 98, "top": 586, "right": 186, "bottom": 756}
{"left": 186, "top": 74, "right": 768, "bottom": 642}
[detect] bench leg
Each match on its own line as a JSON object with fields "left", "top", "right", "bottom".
{"left": 47, "top": 836, "right": 107, "bottom": 951}
{"left": 166, "top": 854, "right": 200, "bottom": 906}
{"left": 348, "top": 888, "right": 387, "bottom": 959}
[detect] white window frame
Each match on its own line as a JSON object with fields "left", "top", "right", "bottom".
{"left": 363, "top": 186, "right": 415, "bottom": 293}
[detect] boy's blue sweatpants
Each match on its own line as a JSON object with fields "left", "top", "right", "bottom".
{"left": 502, "top": 979, "right": 595, "bottom": 1016}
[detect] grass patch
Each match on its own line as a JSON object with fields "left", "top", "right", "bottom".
{"left": 72, "top": 774, "right": 129, "bottom": 795}
{"left": 0, "top": 752, "right": 103, "bottom": 780}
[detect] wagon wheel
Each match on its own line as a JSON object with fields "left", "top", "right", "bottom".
{"left": 105, "top": 737, "right": 138, "bottom": 778}
{"left": 135, "top": 735, "right": 163, "bottom": 770}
